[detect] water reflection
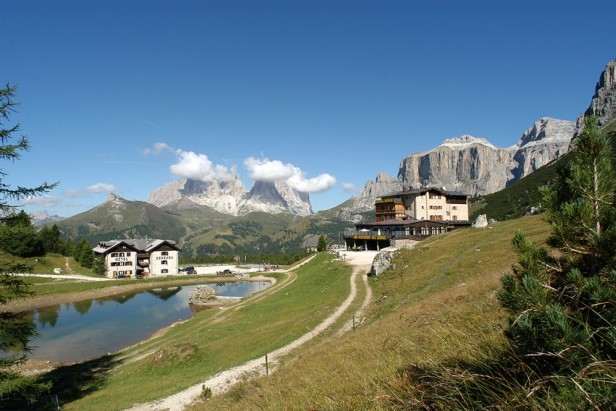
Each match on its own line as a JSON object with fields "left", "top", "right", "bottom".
{"left": 3, "top": 281, "right": 269, "bottom": 363}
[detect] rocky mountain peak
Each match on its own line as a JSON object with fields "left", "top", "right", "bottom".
{"left": 577, "top": 59, "right": 616, "bottom": 134}
{"left": 148, "top": 176, "right": 312, "bottom": 217}
{"left": 438, "top": 135, "right": 497, "bottom": 150}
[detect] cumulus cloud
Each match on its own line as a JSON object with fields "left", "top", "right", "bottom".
{"left": 343, "top": 182, "right": 362, "bottom": 193}
{"left": 288, "top": 173, "right": 337, "bottom": 193}
{"left": 63, "top": 189, "right": 89, "bottom": 198}
{"left": 143, "top": 142, "right": 174, "bottom": 157}
{"left": 86, "top": 183, "right": 117, "bottom": 193}
{"left": 23, "top": 195, "right": 60, "bottom": 208}
{"left": 244, "top": 157, "right": 336, "bottom": 193}
{"left": 170, "top": 149, "right": 235, "bottom": 183}
{"left": 244, "top": 157, "right": 298, "bottom": 182}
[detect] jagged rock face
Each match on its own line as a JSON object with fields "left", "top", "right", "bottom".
{"left": 148, "top": 177, "right": 312, "bottom": 217}
{"left": 397, "top": 118, "right": 574, "bottom": 196}
{"left": 509, "top": 118, "right": 575, "bottom": 181}
{"left": 351, "top": 172, "right": 402, "bottom": 210}
{"left": 238, "top": 181, "right": 312, "bottom": 216}
{"left": 576, "top": 59, "right": 616, "bottom": 135}
{"left": 274, "top": 181, "right": 312, "bottom": 216}
{"left": 398, "top": 135, "right": 514, "bottom": 196}
{"left": 148, "top": 176, "right": 246, "bottom": 215}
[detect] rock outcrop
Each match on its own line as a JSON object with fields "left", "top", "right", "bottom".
{"left": 576, "top": 59, "right": 616, "bottom": 136}
{"left": 188, "top": 285, "right": 217, "bottom": 305}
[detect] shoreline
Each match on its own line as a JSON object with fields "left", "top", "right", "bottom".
{"left": 2, "top": 275, "right": 275, "bottom": 313}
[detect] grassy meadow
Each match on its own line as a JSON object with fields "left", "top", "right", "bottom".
{"left": 194, "top": 215, "right": 551, "bottom": 410}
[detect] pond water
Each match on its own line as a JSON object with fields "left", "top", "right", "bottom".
{"left": 8, "top": 281, "right": 270, "bottom": 363}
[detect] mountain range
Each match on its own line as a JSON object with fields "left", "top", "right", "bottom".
{"left": 51, "top": 59, "right": 616, "bottom": 257}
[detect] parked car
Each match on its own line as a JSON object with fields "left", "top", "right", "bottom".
{"left": 180, "top": 266, "right": 196, "bottom": 274}
{"left": 217, "top": 269, "right": 232, "bottom": 275}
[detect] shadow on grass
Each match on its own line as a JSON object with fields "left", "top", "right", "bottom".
{"left": 33, "top": 354, "right": 122, "bottom": 409}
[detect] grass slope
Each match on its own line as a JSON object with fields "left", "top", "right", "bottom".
{"left": 197, "top": 216, "right": 551, "bottom": 410}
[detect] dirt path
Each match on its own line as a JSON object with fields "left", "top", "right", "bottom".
{"left": 127, "top": 251, "right": 377, "bottom": 411}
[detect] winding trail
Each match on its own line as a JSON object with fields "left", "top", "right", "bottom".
{"left": 127, "top": 251, "right": 377, "bottom": 411}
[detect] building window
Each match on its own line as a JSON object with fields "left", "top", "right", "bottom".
{"left": 161, "top": 251, "right": 168, "bottom": 256}
{"left": 161, "top": 260, "right": 168, "bottom": 265}
{"left": 161, "top": 269, "right": 168, "bottom": 274}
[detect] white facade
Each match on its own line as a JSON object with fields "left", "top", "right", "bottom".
{"left": 149, "top": 249, "right": 179, "bottom": 276}
{"left": 93, "top": 239, "right": 181, "bottom": 278}
{"left": 105, "top": 249, "right": 138, "bottom": 279}
{"left": 404, "top": 190, "right": 469, "bottom": 222}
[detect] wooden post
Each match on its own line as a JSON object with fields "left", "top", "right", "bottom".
{"left": 265, "top": 353, "right": 269, "bottom": 376}
{"left": 353, "top": 315, "right": 356, "bottom": 333}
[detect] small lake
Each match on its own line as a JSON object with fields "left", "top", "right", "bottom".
{"left": 8, "top": 281, "right": 270, "bottom": 363}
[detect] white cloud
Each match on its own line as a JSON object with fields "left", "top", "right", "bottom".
{"left": 23, "top": 195, "right": 60, "bottom": 207}
{"left": 63, "top": 189, "right": 89, "bottom": 198}
{"left": 143, "top": 142, "right": 174, "bottom": 157}
{"left": 244, "top": 157, "right": 298, "bottom": 182}
{"left": 343, "top": 182, "right": 362, "bottom": 193}
{"left": 288, "top": 173, "right": 337, "bottom": 193}
{"left": 244, "top": 156, "right": 336, "bottom": 193}
{"left": 170, "top": 149, "right": 235, "bottom": 182}
{"left": 86, "top": 183, "right": 117, "bottom": 193}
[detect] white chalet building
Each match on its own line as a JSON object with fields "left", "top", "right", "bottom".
{"left": 93, "top": 239, "right": 181, "bottom": 278}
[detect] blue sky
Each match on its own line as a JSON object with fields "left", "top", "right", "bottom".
{"left": 2, "top": 0, "right": 615, "bottom": 217}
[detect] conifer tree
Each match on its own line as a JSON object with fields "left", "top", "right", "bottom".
{"left": 0, "top": 84, "right": 55, "bottom": 406}
{"left": 498, "top": 115, "right": 616, "bottom": 407}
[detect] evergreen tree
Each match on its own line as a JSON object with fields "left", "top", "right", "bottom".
{"left": 0, "top": 85, "right": 55, "bottom": 406}
{"left": 317, "top": 235, "right": 327, "bottom": 252}
{"left": 74, "top": 239, "right": 93, "bottom": 268}
{"left": 0, "top": 211, "right": 44, "bottom": 257}
{"left": 498, "top": 116, "right": 616, "bottom": 407}
{"left": 38, "top": 224, "right": 64, "bottom": 255}
{"left": 92, "top": 256, "right": 106, "bottom": 276}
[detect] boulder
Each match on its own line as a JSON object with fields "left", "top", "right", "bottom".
{"left": 472, "top": 214, "right": 489, "bottom": 228}
{"left": 370, "top": 247, "right": 398, "bottom": 276}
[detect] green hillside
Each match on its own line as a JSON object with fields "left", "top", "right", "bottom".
{"left": 55, "top": 196, "right": 366, "bottom": 258}
{"left": 57, "top": 197, "right": 186, "bottom": 245}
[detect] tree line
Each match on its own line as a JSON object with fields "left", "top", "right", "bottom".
{"left": 0, "top": 210, "right": 99, "bottom": 272}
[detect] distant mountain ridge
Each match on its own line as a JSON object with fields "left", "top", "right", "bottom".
{"left": 147, "top": 176, "right": 312, "bottom": 216}
{"left": 349, "top": 117, "right": 575, "bottom": 212}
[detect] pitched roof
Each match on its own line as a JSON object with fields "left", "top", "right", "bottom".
{"left": 93, "top": 239, "right": 180, "bottom": 253}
